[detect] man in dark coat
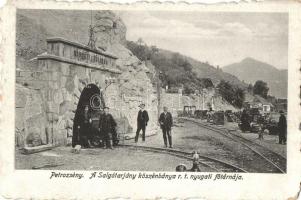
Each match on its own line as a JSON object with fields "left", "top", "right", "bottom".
{"left": 135, "top": 103, "right": 149, "bottom": 143}
{"left": 72, "top": 105, "right": 92, "bottom": 148}
{"left": 278, "top": 110, "right": 287, "bottom": 145}
{"left": 159, "top": 106, "right": 173, "bottom": 148}
{"left": 98, "top": 106, "right": 117, "bottom": 149}
{"left": 240, "top": 109, "right": 250, "bottom": 132}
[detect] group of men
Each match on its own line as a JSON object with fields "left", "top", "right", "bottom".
{"left": 135, "top": 103, "right": 174, "bottom": 148}
{"left": 72, "top": 105, "right": 118, "bottom": 149}
{"left": 72, "top": 103, "right": 174, "bottom": 150}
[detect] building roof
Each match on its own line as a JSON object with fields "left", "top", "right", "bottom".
{"left": 253, "top": 95, "right": 274, "bottom": 106}
{"left": 46, "top": 37, "right": 118, "bottom": 59}
{"left": 37, "top": 53, "right": 121, "bottom": 74}
{"left": 244, "top": 94, "right": 274, "bottom": 107}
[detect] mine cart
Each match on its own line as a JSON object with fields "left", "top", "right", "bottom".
{"left": 90, "top": 110, "right": 103, "bottom": 146}
{"left": 262, "top": 112, "right": 280, "bottom": 135}
{"left": 90, "top": 110, "right": 101, "bottom": 134}
{"left": 195, "top": 110, "right": 208, "bottom": 119}
{"left": 249, "top": 108, "right": 260, "bottom": 122}
{"left": 183, "top": 106, "right": 196, "bottom": 117}
{"left": 225, "top": 110, "right": 235, "bottom": 122}
{"left": 194, "top": 110, "right": 202, "bottom": 118}
{"left": 212, "top": 111, "right": 225, "bottom": 125}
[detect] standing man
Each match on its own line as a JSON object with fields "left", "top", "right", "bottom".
{"left": 240, "top": 109, "right": 250, "bottom": 133}
{"left": 98, "top": 106, "right": 117, "bottom": 149}
{"left": 72, "top": 104, "right": 92, "bottom": 148}
{"left": 278, "top": 110, "right": 287, "bottom": 145}
{"left": 257, "top": 114, "right": 265, "bottom": 140}
{"left": 135, "top": 103, "right": 149, "bottom": 143}
{"left": 159, "top": 106, "right": 173, "bottom": 148}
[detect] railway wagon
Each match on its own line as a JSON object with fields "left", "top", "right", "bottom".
{"left": 183, "top": 106, "right": 196, "bottom": 117}
{"left": 194, "top": 110, "right": 208, "bottom": 119}
{"left": 212, "top": 111, "right": 225, "bottom": 125}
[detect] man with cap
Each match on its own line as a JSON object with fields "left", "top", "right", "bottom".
{"left": 98, "top": 106, "right": 117, "bottom": 149}
{"left": 159, "top": 106, "right": 173, "bottom": 148}
{"left": 135, "top": 103, "right": 149, "bottom": 143}
{"left": 278, "top": 110, "right": 287, "bottom": 145}
{"left": 72, "top": 104, "right": 93, "bottom": 148}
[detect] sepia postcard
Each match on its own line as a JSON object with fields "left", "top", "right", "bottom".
{"left": 0, "top": 0, "right": 301, "bottom": 199}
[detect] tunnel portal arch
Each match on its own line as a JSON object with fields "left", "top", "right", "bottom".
{"left": 72, "top": 83, "right": 105, "bottom": 147}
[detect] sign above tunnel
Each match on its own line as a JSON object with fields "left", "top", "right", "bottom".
{"left": 36, "top": 37, "right": 121, "bottom": 74}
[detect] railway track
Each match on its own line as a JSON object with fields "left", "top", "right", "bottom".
{"left": 182, "top": 118, "right": 286, "bottom": 173}
{"left": 119, "top": 144, "right": 247, "bottom": 173}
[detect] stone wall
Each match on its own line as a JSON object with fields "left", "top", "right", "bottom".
{"left": 16, "top": 84, "right": 47, "bottom": 147}
{"left": 160, "top": 89, "right": 237, "bottom": 117}
{"left": 16, "top": 57, "right": 118, "bottom": 147}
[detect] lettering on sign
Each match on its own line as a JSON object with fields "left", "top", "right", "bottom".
{"left": 73, "top": 49, "right": 109, "bottom": 65}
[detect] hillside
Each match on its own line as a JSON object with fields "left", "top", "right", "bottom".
{"left": 156, "top": 48, "right": 248, "bottom": 88}
{"left": 223, "top": 57, "right": 287, "bottom": 98}
{"left": 126, "top": 41, "right": 248, "bottom": 92}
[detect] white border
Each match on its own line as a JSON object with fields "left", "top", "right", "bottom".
{"left": 1, "top": 1, "right": 301, "bottom": 199}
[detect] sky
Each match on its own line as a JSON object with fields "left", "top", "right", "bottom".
{"left": 117, "top": 11, "right": 288, "bottom": 69}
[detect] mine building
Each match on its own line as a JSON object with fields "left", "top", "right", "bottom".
{"left": 16, "top": 37, "right": 121, "bottom": 149}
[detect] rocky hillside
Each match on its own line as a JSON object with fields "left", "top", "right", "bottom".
{"left": 223, "top": 57, "right": 287, "bottom": 98}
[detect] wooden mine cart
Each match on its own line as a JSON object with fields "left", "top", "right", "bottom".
{"left": 183, "top": 106, "right": 196, "bottom": 117}
{"left": 195, "top": 110, "right": 208, "bottom": 119}
{"left": 212, "top": 111, "right": 225, "bottom": 125}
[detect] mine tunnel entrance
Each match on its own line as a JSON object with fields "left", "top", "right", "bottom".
{"left": 72, "top": 84, "right": 105, "bottom": 147}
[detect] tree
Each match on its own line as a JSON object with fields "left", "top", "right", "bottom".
{"left": 137, "top": 38, "right": 145, "bottom": 46}
{"left": 217, "top": 80, "right": 234, "bottom": 103}
{"left": 217, "top": 80, "right": 245, "bottom": 108}
{"left": 233, "top": 87, "right": 245, "bottom": 108}
{"left": 253, "top": 80, "right": 269, "bottom": 98}
{"left": 247, "top": 84, "right": 253, "bottom": 94}
{"left": 200, "top": 78, "right": 214, "bottom": 88}
{"left": 150, "top": 45, "right": 159, "bottom": 56}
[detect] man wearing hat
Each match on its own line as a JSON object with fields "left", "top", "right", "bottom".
{"left": 278, "top": 110, "right": 287, "bottom": 145}
{"left": 98, "top": 106, "right": 117, "bottom": 149}
{"left": 135, "top": 103, "right": 149, "bottom": 143}
{"left": 159, "top": 106, "right": 173, "bottom": 148}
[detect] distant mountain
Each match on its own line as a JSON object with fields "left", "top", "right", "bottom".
{"left": 185, "top": 55, "right": 248, "bottom": 88}
{"left": 223, "top": 57, "right": 287, "bottom": 98}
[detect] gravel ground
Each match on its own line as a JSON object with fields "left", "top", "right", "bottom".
{"left": 15, "top": 147, "right": 194, "bottom": 171}
{"left": 222, "top": 122, "right": 286, "bottom": 158}
{"left": 126, "top": 120, "right": 285, "bottom": 172}
{"left": 15, "top": 119, "right": 286, "bottom": 172}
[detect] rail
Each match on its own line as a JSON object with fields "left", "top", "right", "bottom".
{"left": 181, "top": 117, "right": 286, "bottom": 173}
